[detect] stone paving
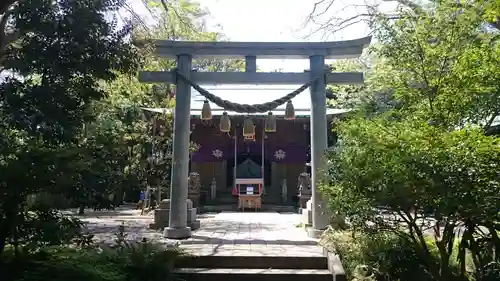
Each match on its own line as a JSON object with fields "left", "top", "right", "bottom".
{"left": 78, "top": 207, "right": 322, "bottom": 257}
{"left": 180, "top": 212, "right": 322, "bottom": 256}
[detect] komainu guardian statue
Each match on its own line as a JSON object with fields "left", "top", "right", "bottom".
{"left": 188, "top": 172, "right": 201, "bottom": 207}
{"left": 297, "top": 172, "right": 311, "bottom": 209}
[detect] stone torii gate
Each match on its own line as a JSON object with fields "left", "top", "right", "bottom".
{"left": 139, "top": 37, "right": 370, "bottom": 239}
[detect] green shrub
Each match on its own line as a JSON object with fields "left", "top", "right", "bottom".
{"left": 106, "top": 239, "right": 185, "bottom": 281}
{"left": 1, "top": 247, "right": 123, "bottom": 281}
{"left": 321, "top": 229, "right": 434, "bottom": 281}
{"left": 0, "top": 242, "right": 185, "bottom": 281}
{"left": 17, "top": 206, "right": 84, "bottom": 249}
{"left": 321, "top": 229, "right": 485, "bottom": 281}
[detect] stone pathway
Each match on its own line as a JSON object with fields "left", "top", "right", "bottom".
{"left": 79, "top": 208, "right": 322, "bottom": 257}
{"left": 180, "top": 212, "right": 322, "bottom": 256}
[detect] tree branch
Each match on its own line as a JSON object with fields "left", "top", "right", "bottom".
{"left": 483, "top": 110, "right": 499, "bottom": 131}
{"left": 305, "top": 0, "right": 499, "bottom": 38}
{"left": 305, "top": 0, "right": 422, "bottom": 38}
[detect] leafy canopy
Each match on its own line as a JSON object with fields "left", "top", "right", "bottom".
{"left": 323, "top": 2, "right": 500, "bottom": 280}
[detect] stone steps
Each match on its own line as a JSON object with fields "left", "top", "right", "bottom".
{"left": 199, "top": 204, "right": 297, "bottom": 213}
{"left": 174, "top": 255, "right": 336, "bottom": 281}
{"left": 174, "top": 268, "right": 333, "bottom": 281}
{"left": 210, "top": 195, "right": 294, "bottom": 206}
{"left": 176, "top": 255, "right": 327, "bottom": 269}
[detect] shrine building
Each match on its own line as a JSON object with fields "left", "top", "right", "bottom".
{"left": 144, "top": 84, "right": 349, "bottom": 209}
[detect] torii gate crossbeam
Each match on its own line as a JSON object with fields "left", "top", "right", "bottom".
{"left": 139, "top": 37, "right": 371, "bottom": 239}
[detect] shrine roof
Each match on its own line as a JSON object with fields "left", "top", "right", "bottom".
{"left": 143, "top": 84, "right": 351, "bottom": 117}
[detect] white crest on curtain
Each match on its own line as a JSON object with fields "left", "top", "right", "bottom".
{"left": 274, "top": 149, "right": 286, "bottom": 160}
{"left": 212, "top": 149, "right": 223, "bottom": 158}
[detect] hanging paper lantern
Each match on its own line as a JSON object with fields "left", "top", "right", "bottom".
{"left": 264, "top": 112, "right": 276, "bottom": 133}
{"left": 219, "top": 112, "right": 231, "bottom": 132}
{"left": 201, "top": 100, "right": 212, "bottom": 120}
{"left": 242, "top": 117, "right": 255, "bottom": 137}
{"left": 284, "top": 100, "right": 295, "bottom": 120}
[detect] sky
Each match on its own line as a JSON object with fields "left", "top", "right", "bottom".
{"left": 196, "top": 0, "right": 331, "bottom": 71}
{"left": 194, "top": 0, "right": 372, "bottom": 71}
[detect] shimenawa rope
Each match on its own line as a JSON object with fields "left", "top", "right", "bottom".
{"left": 174, "top": 70, "right": 319, "bottom": 113}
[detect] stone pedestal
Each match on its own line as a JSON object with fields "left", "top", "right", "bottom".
{"left": 297, "top": 172, "right": 312, "bottom": 212}
{"left": 150, "top": 199, "right": 200, "bottom": 231}
{"left": 298, "top": 194, "right": 311, "bottom": 210}
{"left": 149, "top": 199, "right": 172, "bottom": 229}
{"left": 186, "top": 199, "right": 200, "bottom": 230}
{"left": 301, "top": 199, "right": 312, "bottom": 226}
{"left": 188, "top": 194, "right": 200, "bottom": 208}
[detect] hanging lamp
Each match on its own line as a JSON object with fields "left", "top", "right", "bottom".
{"left": 201, "top": 100, "right": 212, "bottom": 120}
{"left": 264, "top": 112, "right": 276, "bottom": 133}
{"left": 219, "top": 112, "right": 231, "bottom": 132}
{"left": 284, "top": 100, "right": 296, "bottom": 120}
{"left": 242, "top": 117, "right": 255, "bottom": 137}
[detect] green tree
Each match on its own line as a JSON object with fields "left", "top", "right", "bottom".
{"left": 327, "top": 50, "right": 399, "bottom": 115}
{"left": 0, "top": 0, "right": 140, "bottom": 254}
{"left": 323, "top": 3, "right": 500, "bottom": 280}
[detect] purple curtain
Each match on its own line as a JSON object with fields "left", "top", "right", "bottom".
{"left": 191, "top": 144, "right": 232, "bottom": 163}
{"left": 191, "top": 143, "right": 309, "bottom": 164}
{"left": 267, "top": 144, "right": 309, "bottom": 163}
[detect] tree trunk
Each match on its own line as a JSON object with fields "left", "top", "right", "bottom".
{"left": 78, "top": 204, "right": 85, "bottom": 215}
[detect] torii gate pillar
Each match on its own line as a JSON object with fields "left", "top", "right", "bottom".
{"left": 163, "top": 54, "right": 192, "bottom": 239}
{"left": 308, "top": 55, "right": 330, "bottom": 237}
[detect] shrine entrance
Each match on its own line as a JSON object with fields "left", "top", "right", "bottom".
{"left": 226, "top": 154, "right": 272, "bottom": 190}
{"left": 139, "top": 37, "right": 370, "bottom": 239}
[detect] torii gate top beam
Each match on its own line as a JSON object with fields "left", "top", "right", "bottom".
{"left": 153, "top": 36, "right": 371, "bottom": 59}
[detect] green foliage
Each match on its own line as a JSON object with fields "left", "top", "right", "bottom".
{"left": 0, "top": 223, "right": 185, "bottom": 281}
{"left": 2, "top": 0, "right": 141, "bottom": 142}
{"left": 374, "top": 2, "right": 500, "bottom": 129}
{"left": 137, "top": 0, "right": 245, "bottom": 73}
{"left": 326, "top": 115, "right": 500, "bottom": 280}
{"left": 72, "top": 0, "right": 244, "bottom": 210}
{"left": 0, "top": 243, "right": 184, "bottom": 281}
{"left": 0, "top": 0, "right": 140, "bottom": 254}
{"left": 327, "top": 56, "right": 370, "bottom": 110}
{"left": 0, "top": 0, "right": 244, "bottom": 274}
{"left": 323, "top": 2, "right": 500, "bottom": 281}
{"left": 320, "top": 229, "right": 472, "bottom": 281}
{"left": 110, "top": 240, "right": 184, "bottom": 281}
{"left": 17, "top": 206, "right": 84, "bottom": 249}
